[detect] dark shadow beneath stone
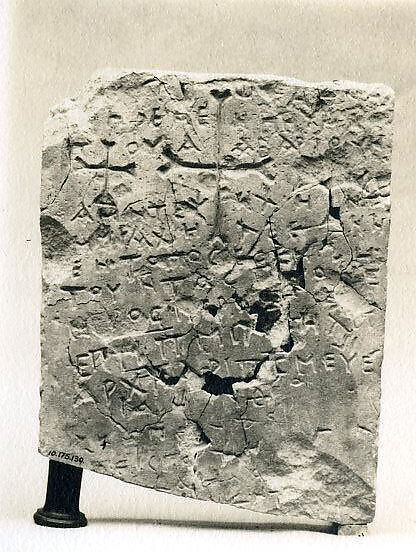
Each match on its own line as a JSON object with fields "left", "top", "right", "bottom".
{"left": 87, "top": 517, "right": 338, "bottom": 534}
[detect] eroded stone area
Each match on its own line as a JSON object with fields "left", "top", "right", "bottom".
{"left": 39, "top": 71, "right": 393, "bottom": 524}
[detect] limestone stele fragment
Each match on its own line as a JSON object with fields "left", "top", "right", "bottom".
{"left": 39, "top": 70, "right": 394, "bottom": 525}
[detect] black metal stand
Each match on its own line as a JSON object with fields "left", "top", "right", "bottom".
{"left": 34, "top": 460, "right": 87, "bottom": 528}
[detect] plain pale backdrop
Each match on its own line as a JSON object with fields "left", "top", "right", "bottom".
{"left": 1, "top": 0, "right": 416, "bottom": 550}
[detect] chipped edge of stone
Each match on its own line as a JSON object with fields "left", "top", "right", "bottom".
{"left": 45, "top": 68, "right": 394, "bottom": 121}
{"left": 337, "top": 523, "right": 369, "bottom": 536}
{"left": 91, "top": 68, "right": 395, "bottom": 96}
{"left": 36, "top": 442, "right": 374, "bottom": 527}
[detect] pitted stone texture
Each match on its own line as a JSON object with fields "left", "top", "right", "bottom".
{"left": 39, "top": 71, "right": 393, "bottom": 525}
{"left": 337, "top": 524, "right": 368, "bottom": 536}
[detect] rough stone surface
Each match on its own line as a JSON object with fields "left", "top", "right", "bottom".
{"left": 337, "top": 523, "right": 368, "bottom": 536}
{"left": 39, "top": 70, "right": 393, "bottom": 525}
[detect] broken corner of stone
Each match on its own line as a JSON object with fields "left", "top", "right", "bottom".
{"left": 38, "top": 70, "right": 394, "bottom": 528}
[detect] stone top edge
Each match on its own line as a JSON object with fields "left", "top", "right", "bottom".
{"left": 90, "top": 68, "right": 394, "bottom": 96}
{"left": 45, "top": 68, "right": 394, "bottom": 127}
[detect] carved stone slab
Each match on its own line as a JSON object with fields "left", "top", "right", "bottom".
{"left": 39, "top": 71, "right": 393, "bottom": 525}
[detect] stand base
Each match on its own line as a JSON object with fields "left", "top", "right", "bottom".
{"left": 34, "top": 459, "right": 87, "bottom": 528}
{"left": 34, "top": 508, "right": 87, "bottom": 528}
{"left": 336, "top": 523, "right": 368, "bottom": 536}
